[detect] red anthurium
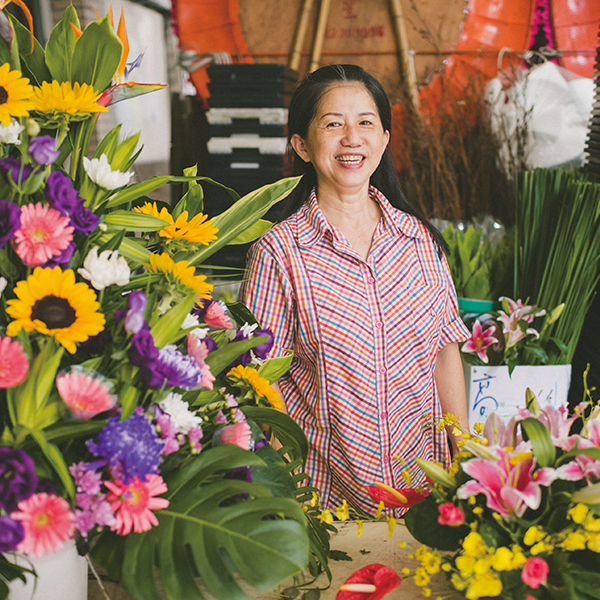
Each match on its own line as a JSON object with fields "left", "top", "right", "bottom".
{"left": 336, "top": 563, "right": 402, "bottom": 600}
{"left": 367, "top": 482, "right": 429, "bottom": 509}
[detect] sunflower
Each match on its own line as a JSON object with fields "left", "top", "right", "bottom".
{"left": 0, "top": 63, "right": 34, "bottom": 126}
{"left": 31, "top": 81, "right": 108, "bottom": 116}
{"left": 135, "top": 202, "right": 218, "bottom": 245}
{"left": 227, "top": 365, "right": 284, "bottom": 410}
{"left": 145, "top": 253, "right": 213, "bottom": 300}
{"left": 6, "top": 267, "right": 105, "bottom": 354}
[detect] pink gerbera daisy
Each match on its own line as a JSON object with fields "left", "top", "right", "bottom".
{"left": 104, "top": 474, "right": 169, "bottom": 535}
{"left": 55, "top": 369, "right": 117, "bottom": 419}
{"left": 11, "top": 493, "right": 74, "bottom": 557}
{"left": 13, "top": 203, "right": 74, "bottom": 267}
{"left": 0, "top": 335, "right": 29, "bottom": 388}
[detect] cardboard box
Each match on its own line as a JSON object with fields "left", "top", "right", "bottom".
{"left": 464, "top": 363, "right": 572, "bottom": 433}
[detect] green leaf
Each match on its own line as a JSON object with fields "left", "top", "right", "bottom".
{"left": 105, "top": 176, "right": 172, "bottom": 208}
{"left": 119, "top": 384, "right": 142, "bottom": 421}
{"left": 42, "top": 420, "right": 106, "bottom": 445}
{"left": 415, "top": 457, "right": 457, "bottom": 488}
{"left": 204, "top": 336, "right": 271, "bottom": 378}
{"left": 151, "top": 294, "right": 198, "bottom": 348}
{"left": 44, "top": 4, "right": 80, "bottom": 82}
{"left": 119, "top": 445, "right": 309, "bottom": 600}
{"left": 187, "top": 177, "right": 300, "bottom": 266}
{"left": 103, "top": 210, "right": 169, "bottom": 232}
{"left": 226, "top": 301, "right": 260, "bottom": 327}
{"left": 0, "top": 12, "right": 14, "bottom": 68}
{"left": 93, "top": 123, "right": 122, "bottom": 160}
{"left": 563, "top": 564, "right": 600, "bottom": 599}
{"left": 173, "top": 165, "right": 204, "bottom": 218}
{"left": 97, "top": 234, "right": 151, "bottom": 263}
{"left": 251, "top": 442, "right": 297, "bottom": 498}
{"left": 228, "top": 219, "right": 273, "bottom": 245}
{"left": 8, "top": 14, "right": 51, "bottom": 86}
{"left": 403, "top": 494, "right": 468, "bottom": 551}
{"left": 97, "top": 229, "right": 125, "bottom": 253}
{"left": 521, "top": 417, "right": 555, "bottom": 467}
{"left": 258, "top": 352, "right": 294, "bottom": 383}
{"left": 100, "top": 82, "right": 167, "bottom": 107}
{"left": 111, "top": 132, "right": 141, "bottom": 172}
{"left": 70, "top": 16, "right": 122, "bottom": 91}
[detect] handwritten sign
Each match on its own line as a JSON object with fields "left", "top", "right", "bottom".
{"left": 464, "top": 364, "right": 572, "bottom": 433}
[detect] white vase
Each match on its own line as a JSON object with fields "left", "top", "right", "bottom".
{"left": 6, "top": 540, "right": 88, "bottom": 600}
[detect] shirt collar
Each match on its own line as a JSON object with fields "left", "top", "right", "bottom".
{"left": 294, "top": 186, "right": 425, "bottom": 248}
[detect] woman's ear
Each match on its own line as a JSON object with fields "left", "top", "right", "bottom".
{"left": 290, "top": 133, "right": 311, "bottom": 163}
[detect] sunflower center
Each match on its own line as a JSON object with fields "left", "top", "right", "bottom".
{"left": 31, "top": 295, "right": 76, "bottom": 329}
{"left": 0, "top": 87, "right": 7, "bottom": 104}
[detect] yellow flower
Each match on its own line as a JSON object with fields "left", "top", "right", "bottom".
{"left": 441, "top": 563, "right": 452, "bottom": 572}
{"left": 586, "top": 518, "right": 600, "bottom": 533}
{"left": 569, "top": 504, "right": 589, "bottom": 524}
{"left": 401, "top": 567, "right": 410, "bottom": 575}
{"left": 309, "top": 492, "right": 318, "bottom": 507}
{"left": 227, "top": 365, "right": 284, "bottom": 410}
{"left": 472, "top": 422, "right": 484, "bottom": 435}
{"left": 462, "top": 532, "right": 487, "bottom": 558}
{"left": 456, "top": 555, "right": 476, "bottom": 575}
{"left": 135, "top": 202, "right": 218, "bottom": 245}
{"left": 587, "top": 532, "right": 600, "bottom": 552}
{"left": 530, "top": 541, "right": 553, "bottom": 555}
{"left": 387, "top": 517, "right": 396, "bottom": 536}
{"left": 472, "top": 507, "right": 483, "bottom": 515}
{"left": 451, "top": 573, "right": 468, "bottom": 591}
{"left": 421, "top": 588, "right": 432, "bottom": 597}
{"left": 524, "top": 526, "right": 545, "bottom": 546}
{"left": 414, "top": 568, "right": 430, "bottom": 587}
{"left": 6, "top": 267, "right": 105, "bottom": 354}
{"left": 398, "top": 541, "right": 407, "bottom": 549}
{"left": 473, "top": 556, "right": 492, "bottom": 577}
{"left": 356, "top": 519, "right": 363, "bottom": 538}
{"left": 375, "top": 500, "right": 385, "bottom": 519}
{"left": 319, "top": 509, "right": 333, "bottom": 524}
{"left": 31, "top": 81, "right": 107, "bottom": 114}
{"left": 560, "top": 531, "right": 586, "bottom": 551}
{"left": 145, "top": 253, "right": 213, "bottom": 300}
{"left": 0, "top": 63, "right": 34, "bottom": 126}
{"left": 466, "top": 573, "right": 502, "bottom": 600}
{"left": 421, "top": 550, "right": 441, "bottom": 575}
{"left": 401, "top": 470, "right": 412, "bottom": 485}
{"left": 335, "top": 500, "right": 350, "bottom": 521}
{"left": 491, "top": 547, "right": 513, "bottom": 571}
{"left": 510, "top": 549, "right": 527, "bottom": 569}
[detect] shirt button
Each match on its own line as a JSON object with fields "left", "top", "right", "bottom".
{"left": 379, "top": 367, "right": 387, "bottom": 374}
{"left": 375, "top": 321, "right": 383, "bottom": 329}
{"left": 367, "top": 276, "right": 375, "bottom": 283}
{"left": 384, "top": 456, "right": 391, "bottom": 464}
{"left": 380, "top": 411, "right": 388, "bottom": 419}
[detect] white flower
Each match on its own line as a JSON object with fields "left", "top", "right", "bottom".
{"left": 189, "top": 327, "right": 210, "bottom": 340}
{"left": 0, "top": 120, "right": 24, "bottom": 144}
{"left": 182, "top": 313, "right": 200, "bottom": 330}
{"left": 240, "top": 322, "right": 258, "bottom": 337}
{"left": 0, "top": 277, "right": 7, "bottom": 296}
{"left": 78, "top": 246, "right": 131, "bottom": 290}
{"left": 83, "top": 154, "right": 134, "bottom": 190}
{"left": 159, "top": 392, "right": 202, "bottom": 434}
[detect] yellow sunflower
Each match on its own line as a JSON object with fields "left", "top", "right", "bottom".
{"left": 135, "top": 202, "right": 218, "bottom": 245}
{"left": 31, "top": 81, "right": 108, "bottom": 114}
{"left": 145, "top": 253, "right": 213, "bottom": 300}
{"left": 0, "top": 63, "right": 34, "bottom": 126}
{"left": 227, "top": 365, "right": 284, "bottom": 410}
{"left": 6, "top": 267, "right": 106, "bottom": 354}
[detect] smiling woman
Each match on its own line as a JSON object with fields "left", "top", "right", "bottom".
{"left": 240, "top": 64, "right": 470, "bottom": 518}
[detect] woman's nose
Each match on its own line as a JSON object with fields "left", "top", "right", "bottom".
{"left": 341, "top": 125, "right": 361, "bottom": 145}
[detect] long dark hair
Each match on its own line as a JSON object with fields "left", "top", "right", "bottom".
{"left": 283, "top": 64, "right": 446, "bottom": 254}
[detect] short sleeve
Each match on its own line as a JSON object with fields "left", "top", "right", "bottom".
{"left": 239, "top": 241, "right": 296, "bottom": 359}
{"left": 438, "top": 253, "right": 471, "bottom": 348}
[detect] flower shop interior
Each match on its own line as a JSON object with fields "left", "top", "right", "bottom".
{"left": 2, "top": 0, "right": 600, "bottom": 599}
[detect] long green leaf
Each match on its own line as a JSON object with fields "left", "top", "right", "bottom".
{"left": 105, "top": 176, "right": 172, "bottom": 208}
{"left": 8, "top": 14, "right": 51, "bottom": 86}
{"left": 257, "top": 352, "right": 294, "bottom": 383}
{"left": 103, "top": 210, "right": 169, "bottom": 231}
{"left": 97, "top": 234, "right": 151, "bottom": 263}
{"left": 228, "top": 219, "right": 273, "bottom": 245}
{"left": 44, "top": 4, "right": 79, "bottom": 82}
{"left": 521, "top": 417, "right": 555, "bottom": 467}
{"left": 204, "top": 336, "right": 270, "bottom": 378}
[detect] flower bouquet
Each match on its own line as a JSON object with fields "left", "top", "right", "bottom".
{"left": 0, "top": 4, "right": 324, "bottom": 599}
{"left": 460, "top": 296, "right": 565, "bottom": 373}
{"left": 403, "top": 393, "right": 600, "bottom": 600}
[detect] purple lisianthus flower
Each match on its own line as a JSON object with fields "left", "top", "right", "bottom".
{"left": 220, "top": 326, "right": 274, "bottom": 376}
{"left": 142, "top": 344, "right": 202, "bottom": 389}
{"left": 0, "top": 447, "right": 38, "bottom": 512}
{"left": 29, "top": 135, "right": 60, "bottom": 165}
{"left": 0, "top": 515, "right": 24, "bottom": 552}
{"left": 86, "top": 410, "right": 164, "bottom": 482}
{"left": 191, "top": 298, "right": 211, "bottom": 319}
{"left": 123, "top": 291, "right": 148, "bottom": 334}
{"left": 0, "top": 157, "right": 33, "bottom": 184}
{"left": 129, "top": 329, "right": 159, "bottom": 368}
{"left": 0, "top": 198, "right": 21, "bottom": 248}
{"left": 70, "top": 203, "right": 100, "bottom": 235}
{"left": 252, "top": 328, "right": 274, "bottom": 360}
{"left": 45, "top": 171, "right": 82, "bottom": 215}
{"left": 44, "top": 240, "right": 75, "bottom": 268}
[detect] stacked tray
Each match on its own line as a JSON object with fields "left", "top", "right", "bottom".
{"left": 585, "top": 25, "right": 600, "bottom": 179}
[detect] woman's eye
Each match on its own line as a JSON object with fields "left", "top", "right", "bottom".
{"left": 360, "top": 120, "right": 373, "bottom": 126}
{"left": 325, "top": 121, "right": 341, "bottom": 128}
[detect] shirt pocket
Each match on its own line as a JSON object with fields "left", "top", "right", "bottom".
{"left": 409, "top": 284, "right": 444, "bottom": 357}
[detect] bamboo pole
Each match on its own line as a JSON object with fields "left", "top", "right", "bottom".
{"left": 309, "top": 0, "right": 332, "bottom": 73}
{"left": 288, "top": 0, "right": 316, "bottom": 73}
{"left": 388, "top": 0, "right": 420, "bottom": 112}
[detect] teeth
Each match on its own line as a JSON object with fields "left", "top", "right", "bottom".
{"left": 336, "top": 155, "right": 364, "bottom": 164}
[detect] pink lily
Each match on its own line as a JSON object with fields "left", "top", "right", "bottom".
{"left": 461, "top": 320, "right": 497, "bottom": 363}
{"left": 456, "top": 448, "right": 546, "bottom": 518}
{"left": 553, "top": 435, "right": 600, "bottom": 482}
{"left": 517, "top": 403, "right": 580, "bottom": 450}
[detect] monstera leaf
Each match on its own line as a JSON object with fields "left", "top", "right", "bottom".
{"left": 112, "top": 444, "right": 309, "bottom": 600}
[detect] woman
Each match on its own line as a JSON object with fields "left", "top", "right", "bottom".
{"left": 240, "top": 64, "right": 469, "bottom": 517}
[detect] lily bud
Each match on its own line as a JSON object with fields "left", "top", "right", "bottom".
{"left": 25, "top": 118, "right": 40, "bottom": 137}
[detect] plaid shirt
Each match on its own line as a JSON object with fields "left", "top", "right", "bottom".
{"left": 240, "top": 187, "right": 469, "bottom": 516}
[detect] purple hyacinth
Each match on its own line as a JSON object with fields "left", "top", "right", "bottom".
{"left": 45, "top": 171, "right": 82, "bottom": 216}
{"left": 142, "top": 345, "right": 202, "bottom": 389}
{"left": 86, "top": 410, "right": 164, "bottom": 482}
{"left": 0, "top": 198, "right": 21, "bottom": 249}
{"left": 129, "top": 329, "right": 159, "bottom": 368}
{"left": 70, "top": 203, "right": 100, "bottom": 235}
{"left": 0, "top": 447, "right": 38, "bottom": 513}
{"left": 29, "top": 135, "right": 60, "bottom": 165}
{"left": 0, "top": 516, "right": 25, "bottom": 552}
{"left": 0, "top": 157, "right": 33, "bottom": 184}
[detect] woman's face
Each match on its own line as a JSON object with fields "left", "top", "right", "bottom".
{"left": 291, "top": 83, "right": 390, "bottom": 197}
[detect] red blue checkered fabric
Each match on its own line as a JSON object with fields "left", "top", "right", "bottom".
{"left": 240, "top": 187, "right": 469, "bottom": 516}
